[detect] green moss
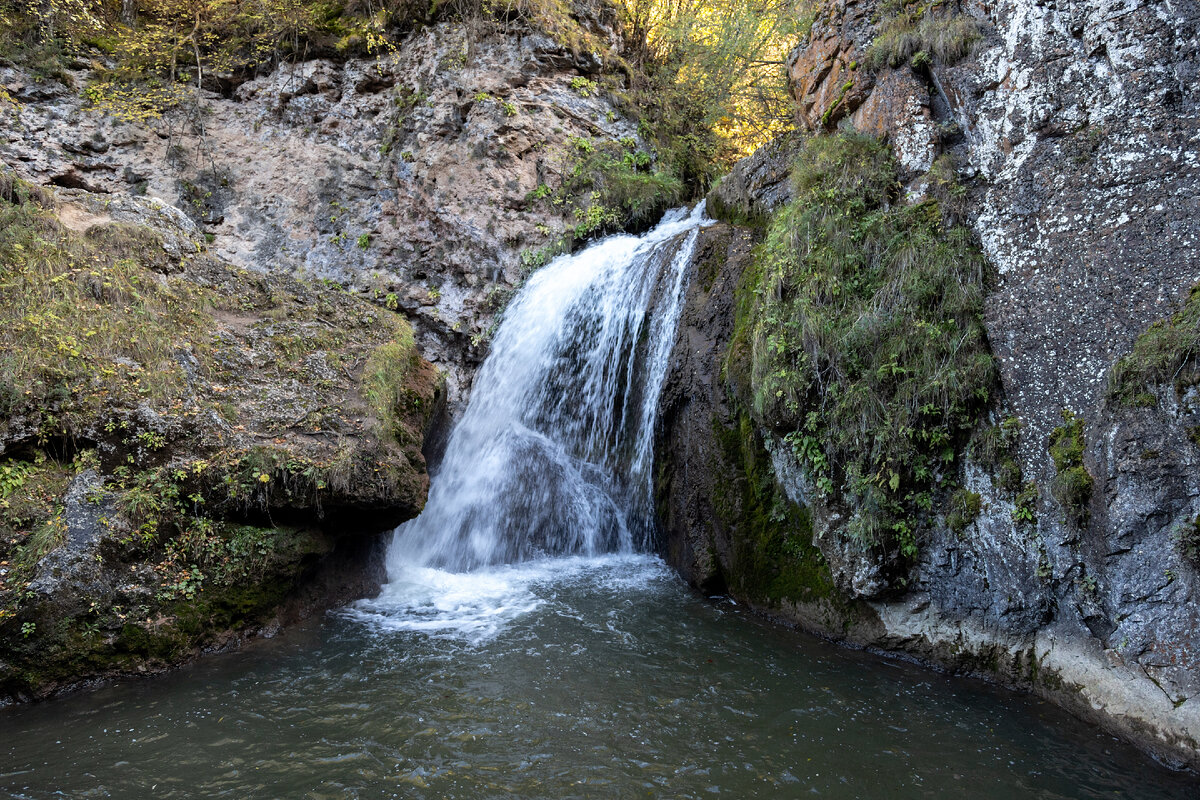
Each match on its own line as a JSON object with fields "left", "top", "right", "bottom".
{"left": 971, "top": 415, "right": 1022, "bottom": 493}
{"left": 1177, "top": 516, "right": 1200, "bottom": 565}
{"left": 1108, "top": 283, "right": 1200, "bottom": 406}
{"left": 705, "top": 187, "right": 771, "bottom": 229}
{"left": 1048, "top": 409, "right": 1092, "bottom": 525}
{"left": 0, "top": 454, "right": 75, "bottom": 590}
{"left": 734, "top": 132, "right": 997, "bottom": 565}
{"left": 946, "top": 488, "right": 982, "bottom": 537}
{"left": 711, "top": 412, "right": 839, "bottom": 607}
{"left": 362, "top": 329, "right": 421, "bottom": 443}
{"left": 0, "top": 519, "right": 326, "bottom": 698}
{"left": 0, "top": 178, "right": 216, "bottom": 437}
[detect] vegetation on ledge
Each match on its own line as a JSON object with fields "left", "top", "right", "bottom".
{"left": 727, "top": 132, "right": 997, "bottom": 566}
{"left": 1, "top": 0, "right": 807, "bottom": 198}
{"left": 1107, "top": 282, "right": 1200, "bottom": 408}
{"left": 1047, "top": 409, "right": 1092, "bottom": 526}
{"left": 865, "top": 0, "right": 983, "bottom": 72}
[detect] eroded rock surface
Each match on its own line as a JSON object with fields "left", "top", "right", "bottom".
{"left": 1, "top": 19, "right": 644, "bottom": 408}
{"left": 0, "top": 177, "right": 440, "bottom": 701}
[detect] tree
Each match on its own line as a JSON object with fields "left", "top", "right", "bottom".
{"left": 620, "top": 0, "right": 807, "bottom": 172}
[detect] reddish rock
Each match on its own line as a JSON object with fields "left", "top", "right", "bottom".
{"left": 787, "top": 0, "right": 876, "bottom": 130}
{"left": 851, "top": 69, "right": 936, "bottom": 173}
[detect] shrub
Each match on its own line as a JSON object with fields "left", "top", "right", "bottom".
{"left": 530, "top": 136, "right": 684, "bottom": 241}
{"left": 1011, "top": 481, "right": 1038, "bottom": 525}
{"left": 569, "top": 76, "right": 598, "bottom": 97}
{"left": 619, "top": 0, "right": 809, "bottom": 187}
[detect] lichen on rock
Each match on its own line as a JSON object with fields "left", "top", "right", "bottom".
{"left": 660, "top": 0, "right": 1200, "bottom": 770}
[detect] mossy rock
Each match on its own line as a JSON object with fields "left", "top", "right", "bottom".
{"left": 1108, "top": 282, "right": 1200, "bottom": 406}
{"left": 0, "top": 175, "right": 440, "bottom": 699}
{"left": 1048, "top": 409, "right": 1093, "bottom": 525}
{"left": 729, "top": 132, "right": 998, "bottom": 577}
{"left": 711, "top": 411, "right": 839, "bottom": 607}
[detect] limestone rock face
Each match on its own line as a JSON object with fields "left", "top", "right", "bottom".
{"left": 786, "top": 0, "right": 1200, "bottom": 471}
{"left": 663, "top": 0, "right": 1200, "bottom": 770}
{"left": 1, "top": 20, "right": 641, "bottom": 410}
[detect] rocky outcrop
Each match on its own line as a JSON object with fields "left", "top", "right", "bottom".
{"left": 706, "top": 133, "right": 800, "bottom": 225}
{"left": 787, "top": 1, "right": 875, "bottom": 132}
{"left": 662, "top": 0, "right": 1200, "bottom": 770}
{"left": 654, "top": 224, "right": 751, "bottom": 591}
{"left": 1, "top": 17, "right": 647, "bottom": 410}
{"left": 0, "top": 174, "right": 440, "bottom": 701}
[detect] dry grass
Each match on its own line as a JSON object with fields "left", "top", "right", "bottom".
{"left": 0, "top": 185, "right": 214, "bottom": 436}
{"left": 866, "top": 4, "right": 982, "bottom": 70}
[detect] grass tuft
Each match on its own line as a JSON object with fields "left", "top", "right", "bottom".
{"left": 362, "top": 329, "right": 421, "bottom": 444}
{"left": 729, "top": 132, "right": 997, "bottom": 563}
{"left": 865, "top": 3, "right": 982, "bottom": 71}
{"left": 1048, "top": 409, "right": 1092, "bottom": 525}
{"left": 1108, "top": 283, "right": 1200, "bottom": 407}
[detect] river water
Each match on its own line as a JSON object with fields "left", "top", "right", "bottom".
{"left": 1, "top": 554, "right": 1195, "bottom": 798}
{"left": 2, "top": 209, "right": 1196, "bottom": 797}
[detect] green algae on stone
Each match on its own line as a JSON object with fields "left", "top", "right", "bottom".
{"left": 711, "top": 411, "right": 839, "bottom": 607}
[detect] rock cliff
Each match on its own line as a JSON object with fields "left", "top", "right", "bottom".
{"left": 661, "top": 0, "right": 1200, "bottom": 770}
{"left": 1, "top": 12, "right": 657, "bottom": 411}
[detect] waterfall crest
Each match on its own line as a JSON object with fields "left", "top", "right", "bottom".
{"left": 383, "top": 205, "right": 707, "bottom": 574}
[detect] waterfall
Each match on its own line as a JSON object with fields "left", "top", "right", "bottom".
{"left": 384, "top": 204, "right": 707, "bottom": 574}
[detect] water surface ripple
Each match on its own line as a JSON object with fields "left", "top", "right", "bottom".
{"left": 2, "top": 555, "right": 1195, "bottom": 799}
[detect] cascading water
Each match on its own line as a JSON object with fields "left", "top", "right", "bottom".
{"left": 350, "top": 205, "right": 709, "bottom": 639}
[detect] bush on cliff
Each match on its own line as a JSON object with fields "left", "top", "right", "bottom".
{"left": 729, "top": 132, "right": 997, "bottom": 563}
{"left": 1107, "top": 282, "right": 1200, "bottom": 407}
